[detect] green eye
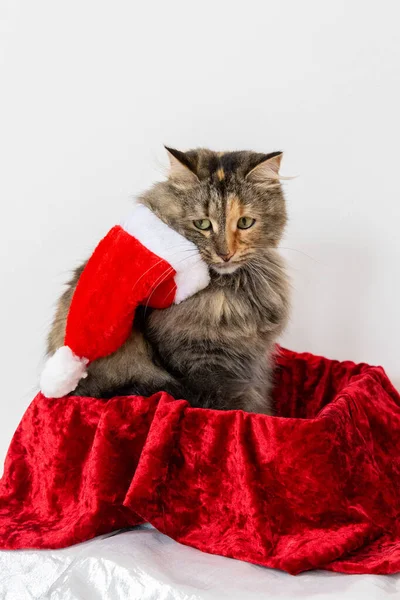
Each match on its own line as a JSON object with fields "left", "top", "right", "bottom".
{"left": 237, "top": 217, "right": 256, "bottom": 230}
{"left": 193, "top": 219, "right": 212, "bottom": 231}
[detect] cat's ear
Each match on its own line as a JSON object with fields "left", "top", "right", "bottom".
{"left": 165, "top": 146, "right": 199, "bottom": 184}
{"left": 246, "top": 152, "right": 283, "bottom": 184}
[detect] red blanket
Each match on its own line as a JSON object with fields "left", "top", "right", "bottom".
{"left": 1, "top": 348, "right": 400, "bottom": 575}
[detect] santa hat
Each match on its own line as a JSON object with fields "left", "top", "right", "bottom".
{"left": 40, "top": 203, "right": 210, "bottom": 398}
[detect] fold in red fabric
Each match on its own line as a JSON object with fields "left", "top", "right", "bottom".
{"left": 1, "top": 348, "right": 400, "bottom": 575}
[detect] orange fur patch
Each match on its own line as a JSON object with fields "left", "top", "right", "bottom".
{"left": 216, "top": 168, "right": 225, "bottom": 181}
{"left": 226, "top": 196, "right": 246, "bottom": 255}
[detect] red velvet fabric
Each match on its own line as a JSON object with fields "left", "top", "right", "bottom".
{"left": 1, "top": 348, "right": 400, "bottom": 575}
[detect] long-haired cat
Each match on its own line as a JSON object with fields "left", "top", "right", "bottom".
{"left": 47, "top": 148, "right": 290, "bottom": 414}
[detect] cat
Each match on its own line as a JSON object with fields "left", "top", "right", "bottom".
{"left": 47, "top": 147, "right": 290, "bottom": 414}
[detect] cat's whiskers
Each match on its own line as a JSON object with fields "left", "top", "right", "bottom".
{"left": 278, "top": 246, "right": 320, "bottom": 263}
{"left": 248, "top": 262, "right": 277, "bottom": 292}
{"left": 143, "top": 253, "right": 203, "bottom": 317}
{"left": 129, "top": 244, "right": 202, "bottom": 298}
{"left": 142, "top": 266, "right": 175, "bottom": 317}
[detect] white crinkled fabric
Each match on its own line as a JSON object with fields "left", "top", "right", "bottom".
{"left": 1, "top": 526, "right": 400, "bottom": 600}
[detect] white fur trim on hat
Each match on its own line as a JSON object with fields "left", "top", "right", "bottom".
{"left": 173, "top": 265, "right": 210, "bottom": 304}
{"left": 40, "top": 346, "right": 89, "bottom": 398}
{"left": 121, "top": 203, "right": 210, "bottom": 303}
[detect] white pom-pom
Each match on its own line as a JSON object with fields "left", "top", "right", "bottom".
{"left": 40, "top": 346, "right": 89, "bottom": 398}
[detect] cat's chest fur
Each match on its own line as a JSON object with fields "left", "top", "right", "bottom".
{"left": 149, "top": 273, "right": 264, "bottom": 345}
{"left": 143, "top": 253, "right": 289, "bottom": 412}
{"left": 146, "top": 256, "right": 288, "bottom": 365}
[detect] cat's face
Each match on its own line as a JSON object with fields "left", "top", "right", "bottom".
{"left": 141, "top": 148, "right": 287, "bottom": 275}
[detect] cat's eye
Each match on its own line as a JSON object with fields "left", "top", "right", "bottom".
{"left": 237, "top": 217, "right": 256, "bottom": 230}
{"left": 193, "top": 219, "right": 212, "bottom": 231}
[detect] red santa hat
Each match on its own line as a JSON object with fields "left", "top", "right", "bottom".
{"left": 40, "top": 203, "right": 210, "bottom": 398}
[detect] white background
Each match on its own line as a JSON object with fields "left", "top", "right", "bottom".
{"left": 0, "top": 0, "right": 399, "bottom": 465}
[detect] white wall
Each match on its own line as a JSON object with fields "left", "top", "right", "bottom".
{"left": 1, "top": 0, "right": 399, "bottom": 464}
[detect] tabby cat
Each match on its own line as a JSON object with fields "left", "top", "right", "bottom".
{"left": 47, "top": 148, "right": 290, "bottom": 414}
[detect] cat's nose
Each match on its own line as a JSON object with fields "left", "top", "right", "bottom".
{"left": 218, "top": 252, "right": 235, "bottom": 262}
